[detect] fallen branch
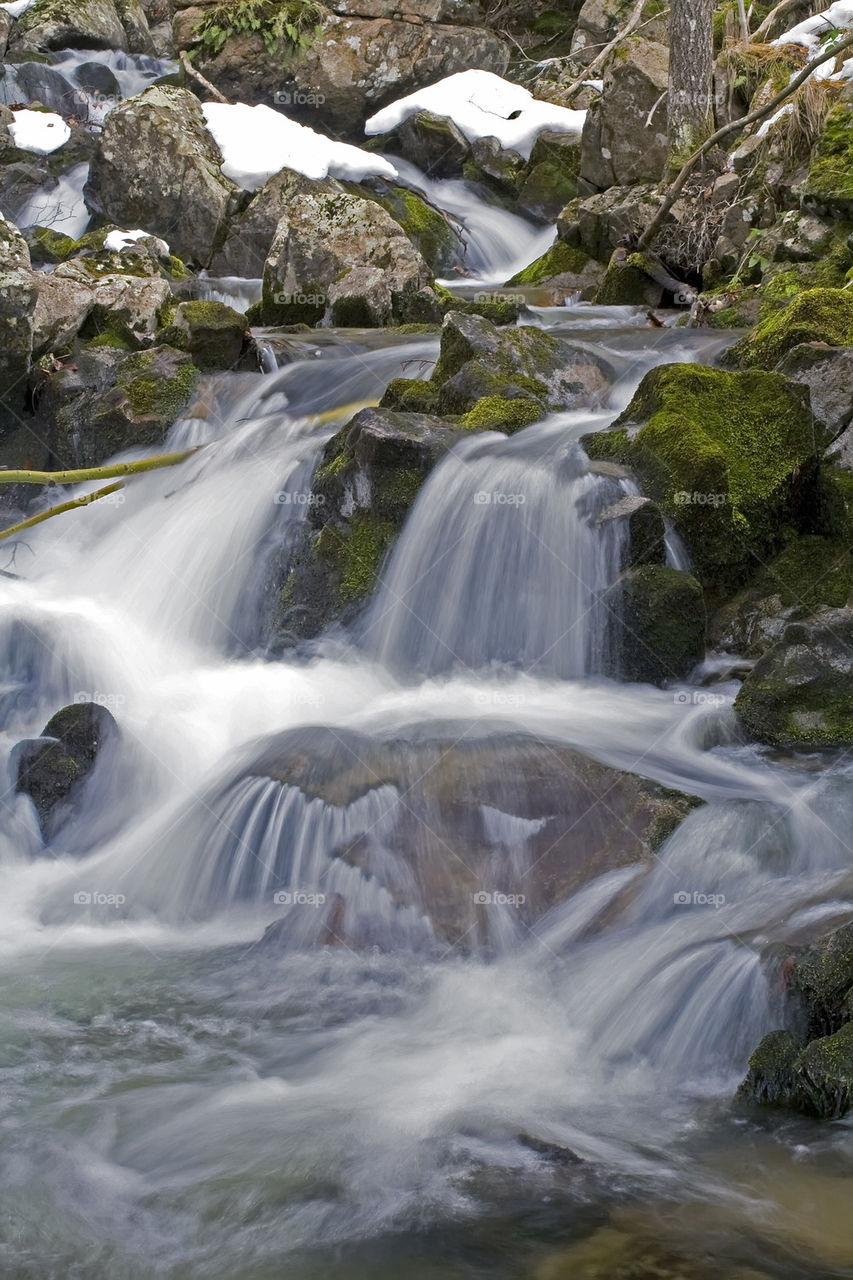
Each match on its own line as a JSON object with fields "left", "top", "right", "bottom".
{"left": 638, "top": 27, "right": 853, "bottom": 251}
{"left": 179, "top": 50, "right": 229, "bottom": 103}
{"left": 0, "top": 448, "right": 200, "bottom": 487}
{"left": 0, "top": 482, "right": 125, "bottom": 542}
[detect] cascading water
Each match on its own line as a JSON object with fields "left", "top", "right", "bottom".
{"left": 2, "top": 149, "right": 853, "bottom": 1280}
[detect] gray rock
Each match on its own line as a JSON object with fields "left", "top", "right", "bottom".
{"left": 579, "top": 36, "right": 669, "bottom": 190}
{"left": 210, "top": 168, "right": 339, "bottom": 279}
{"left": 14, "top": 701, "right": 118, "bottom": 841}
{"left": 85, "top": 85, "right": 239, "bottom": 266}
{"left": 0, "top": 217, "right": 36, "bottom": 418}
{"left": 379, "top": 109, "right": 472, "bottom": 177}
{"left": 32, "top": 271, "right": 95, "bottom": 357}
{"left": 777, "top": 343, "right": 853, "bottom": 441}
{"left": 9, "top": 0, "right": 128, "bottom": 53}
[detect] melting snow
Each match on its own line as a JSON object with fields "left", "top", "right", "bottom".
{"left": 202, "top": 102, "right": 398, "bottom": 191}
{"left": 364, "top": 69, "right": 586, "bottom": 160}
{"left": 9, "top": 109, "right": 70, "bottom": 154}
{"left": 104, "top": 228, "right": 170, "bottom": 254}
{"left": 774, "top": 1, "right": 853, "bottom": 80}
{"left": 0, "top": 0, "right": 36, "bottom": 16}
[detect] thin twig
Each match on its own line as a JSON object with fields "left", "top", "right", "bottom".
{"left": 179, "top": 49, "right": 229, "bottom": 103}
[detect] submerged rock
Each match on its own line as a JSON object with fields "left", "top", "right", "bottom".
{"left": 14, "top": 701, "right": 118, "bottom": 841}
{"left": 245, "top": 724, "right": 700, "bottom": 947}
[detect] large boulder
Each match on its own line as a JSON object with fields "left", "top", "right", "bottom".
{"left": 618, "top": 564, "right": 706, "bottom": 685}
{"left": 14, "top": 701, "right": 118, "bottom": 841}
{"left": 431, "top": 309, "right": 612, "bottom": 416}
{"left": 273, "top": 406, "right": 459, "bottom": 642}
{"left": 34, "top": 342, "right": 200, "bottom": 468}
{"left": 8, "top": 0, "right": 128, "bottom": 53}
{"left": 0, "top": 216, "right": 36, "bottom": 420}
{"left": 581, "top": 364, "right": 826, "bottom": 597}
{"left": 579, "top": 36, "right": 670, "bottom": 190}
{"left": 196, "top": 16, "right": 510, "bottom": 135}
{"left": 734, "top": 610, "right": 853, "bottom": 750}
{"left": 778, "top": 343, "right": 853, "bottom": 440}
{"left": 84, "top": 86, "right": 239, "bottom": 267}
{"left": 209, "top": 724, "right": 698, "bottom": 947}
{"left": 209, "top": 168, "right": 338, "bottom": 279}
{"left": 570, "top": 0, "right": 667, "bottom": 65}
{"left": 161, "top": 299, "right": 249, "bottom": 371}
{"left": 727, "top": 288, "right": 853, "bottom": 371}
{"left": 260, "top": 188, "right": 436, "bottom": 327}
{"left": 557, "top": 183, "right": 664, "bottom": 262}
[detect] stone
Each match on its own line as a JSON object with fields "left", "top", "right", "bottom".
{"left": 777, "top": 343, "right": 853, "bottom": 440}
{"left": 0, "top": 216, "right": 36, "bottom": 420}
{"left": 8, "top": 0, "right": 128, "bottom": 53}
{"left": 163, "top": 299, "right": 248, "bottom": 370}
{"left": 84, "top": 85, "right": 239, "bottom": 266}
{"left": 14, "top": 701, "right": 118, "bottom": 841}
{"left": 380, "top": 109, "right": 472, "bottom": 178}
{"left": 579, "top": 37, "right": 669, "bottom": 191}
{"left": 209, "top": 168, "right": 338, "bottom": 279}
{"left": 517, "top": 129, "right": 582, "bottom": 222}
{"left": 31, "top": 271, "right": 95, "bottom": 357}
{"left": 727, "top": 288, "right": 853, "bottom": 371}
{"left": 596, "top": 493, "right": 667, "bottom": 570}
{"left": 618, "top": 564, "right": 706, "bottom": 685}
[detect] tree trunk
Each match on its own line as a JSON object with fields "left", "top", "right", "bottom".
{"left": 668, "top": 0, "right": 716, "bottom": 163}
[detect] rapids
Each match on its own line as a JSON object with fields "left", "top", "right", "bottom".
{"left": 1, "top": 163, "right": 852, "bottom": 1280}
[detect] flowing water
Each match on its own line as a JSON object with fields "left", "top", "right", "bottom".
{"left": 2, "top": 101, "right": 853, "bottom": 1280}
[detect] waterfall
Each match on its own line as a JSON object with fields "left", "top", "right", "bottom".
{"left": 361, "top": 421, "right": 628, "bottom": 679}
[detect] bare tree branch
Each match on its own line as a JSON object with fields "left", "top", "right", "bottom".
{"left": 179, "top": 49, "right": 229, "bottom": 103}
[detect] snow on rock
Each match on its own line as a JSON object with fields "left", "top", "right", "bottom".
{"left": 104, "top": 228, "right": 170, "bottom": 255}
{"left": 0, "top": 0, "right": 36, "bottom": 16}
{"left": 774, "top": 1, "right": 853, "bottom": 80}
{"left": 9, "top": 110, "right": 70, "bottom": 155}
{"left": 202, "top": 102, "right": 398, "bottom": 192}
{"left": 364, "top": 70, "right": 586, "bottom": 160}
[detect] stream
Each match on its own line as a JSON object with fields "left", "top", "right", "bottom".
{"left": 2, "top": 47, "right": 853, "bottom": 1280}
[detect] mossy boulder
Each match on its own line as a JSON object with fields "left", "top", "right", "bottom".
{"left": 803, "top": 103, "right": 853, "bottom": 216}
{"left": 727, "top": 288, "right": 853, "bottom": 371}
{"left": 734, "top": 610, "right": 853, "bottom": 749}
{"left": 361, "top": 182, "right": 465, "bottom": 276}
{"left": 374, "top": 109, "right": 471, "bottom": 178}
{"left": 272, "top": 407, "right": 459, "bottom": 643}
{"left": 9, "top": 0, "right": 127, "bottom": 53}
{"left": 459, "top": 395, "right": 545, "bottom": 434}
{"left": 380, "top": 377, "right": 439, "bottom": 415}
{"left": 22, "top": 225, "right": 77, "bottom": 266}
{"left": 618, "top": 564, "right": 705, "bottom": 684}
{"left": 14, "top": 701, "right": 118, "bottom": 841}
{"left": 581, "top": 363, "right": 825, "bottom": 596}
{"left": 796, "top": 1022, "right": 853, "bottom": 1119}
{"left": 593, "top": 249, "right": 664, "bottom": 306}
{"left": 160, "top": 299, "right": 248, "bottom": 370}
{"left": 432, "top": 310, "right": 611, "bottom": 416}
{"left": 506, "top": 240, "right": 605, "bottom": 297}
{"left": 735, "top": 1029, "right": 806, "bottom": 1110}
{"left": 789, "top": 921, "right": 853, "bottom": 1039}
{"left": 36, "top": 343, "right": 200, "bottom": 467}
{"left": 517, "top": 130, "right": 582, "bottom": 223}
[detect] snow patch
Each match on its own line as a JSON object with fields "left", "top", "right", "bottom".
{"left": 202, "top": 102, "right": 398, "bottom": 191}
{"left": 364, "top": 70, "right": 586, "bottom": 161}
{"left": 9, "top": 110, "right": 70, "bottom": 155}
{"left": 774, "top": 1, "right": 853, "bottom": 80}
{"left": 104, "top": 228, "right": 170, "bottom": 255}
{"left": 0, "top": 0, "right": 36, "bottom": 16}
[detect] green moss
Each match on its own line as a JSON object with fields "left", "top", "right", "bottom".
{"left": 729, "top": 287, "right": 853, "bottom": 369}
{"left": 380, "top": 377, "right": 439, "bottom": 414}
{"left": 119, "top": 351, "right": 199, "bottom": 418}
{"left": 807, "top": 103, "right": 853, "bottom": 211}
{"left": 86, "top": 330, "right": 133, "bottom": 350}
{"left": 619, "top": 564, "right": 705, "bottom": 684}
{"left": 460, "top": 396, "right": 544, "bottom": 434}
{"left": 432, "top": 283, "right": 520, "bottom": 327}
{"left": 507, "top": 240, "right": 591, "bottom": 286}
{"left": 584, "top": 363, "right": 821, "bottom": 592}
{"left": 24, "top": 226, "right": 76, "bottom": 265}
{"left": 593, "top": 253, "right": 662, "bottom": 306}
{"left": 316, "top": 515, "right": 396, "bottom": 604}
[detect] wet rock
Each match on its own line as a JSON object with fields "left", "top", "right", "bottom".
{"left": 592, "top": 248, "right": 664, "bottom": 306}
{"left": 0, "top": 216, "right": 36, "bottom": 414}
{"left": 85, "top": 85, "right": 239, "bottom": 267}
{"left": 789, "top": 920, "right": 853, "bottom": 1039}
{"left": 378, "top": 109, "right": 472, "bottom": 178}
{"left": 618, "top": 564, "right": 705, "bottom": 685}
{"left": 596, "top": 494, "right": 666, "bottom": 570}
{"left": 579, "top": 36, "right": 669, "bottom": 191}
{"left": 734, "top": 610, "right": 853, "bottom": 750}
{"left": 507, "top": 240, "right": 605, "bottom": 299}
{"left": 581, "top": 363, "right": 825, "bottom": 598}
{"left": 775, "top": 343, "right": 853, "bottom": 444}
{"left": 517, "top": 129, "right": 581, "bottom": 223}
{"left": 35, "top": 343, "right": 199, "bottom": 468}
{"left": 14, "top": 701, "right": 118, "bottom": 841}
{"left": 161, "top": 299, "right": 248, "bottom": 371}
{"left": 432, "top": 310, "right": 611, "bottom": 416}
{"left": 8, "top": 0, "right": 128, "bottom": 53}
{"left": 261, "top": 188, "right": 435, "bottom": 328}
{"left": 469, "top": 135, "right": 526, "bottom": 193}
{"left": 356, "top": 179, "right": 465, "bottom": 277}
{"left": 247, "top": 724, "right": 699, "bottom": 946}
{"left": 273, "top": 406, "right": 458, "bottom": 641}
{"left": 796, "top": 1022, "right": 853, "bottom": 1119}
{"left": 736, "top": 1029, "right": 806, "bottom": 1110}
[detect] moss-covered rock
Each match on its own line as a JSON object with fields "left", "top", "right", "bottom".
{"left": 790, "top": 921, "right": 853, "bottom": 1039}
{"left": 506, "top": 239, "right": 604, "bottom": 297}
{"left": 593, "top": 249, "right": 664, "bottom": 306}
{"left": 727, "top": 288, "right": 853, "bottom": 370}
{"left": 804, "top": 103, "right": 853, "bottom": 216}
{"left": 379, "top": 377, "right": 439, "bottom": 415}
{"left": 272, "top": 407, "right": 459, "bottom": 643}
{"left": 735, "top": 1029, "right": 806, "bottom": 1110}
{"left": 796, "top": 1022, "right": 853, "bottom": 1119}
{"left": 359, "top": 182, "right": 464, "bottom": 276}
{"left": 517, "top": 130, "right": 582, "bottom": 222}
{"left": 22, "top": 225, "right": 77, "bottom": 266}
{"left": 0, "top": 217, "right": 36, "bottom": 420}
{"left": 160, "top": 299, "right": 248, "bottom": 370}
{"left": 734, "top": 610, "right": 853, "bottom": 750}
{"left": 432, "top": 310, "right": 610, "bottom": 416}
{"left": 618, "top": 564, "right": 705, "bottom": 685}
{"left": 459, "top": 395, "right": 545, "bottom": 434}
{"left": 582, "top": 363, "right": 824, "bottom": 595}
